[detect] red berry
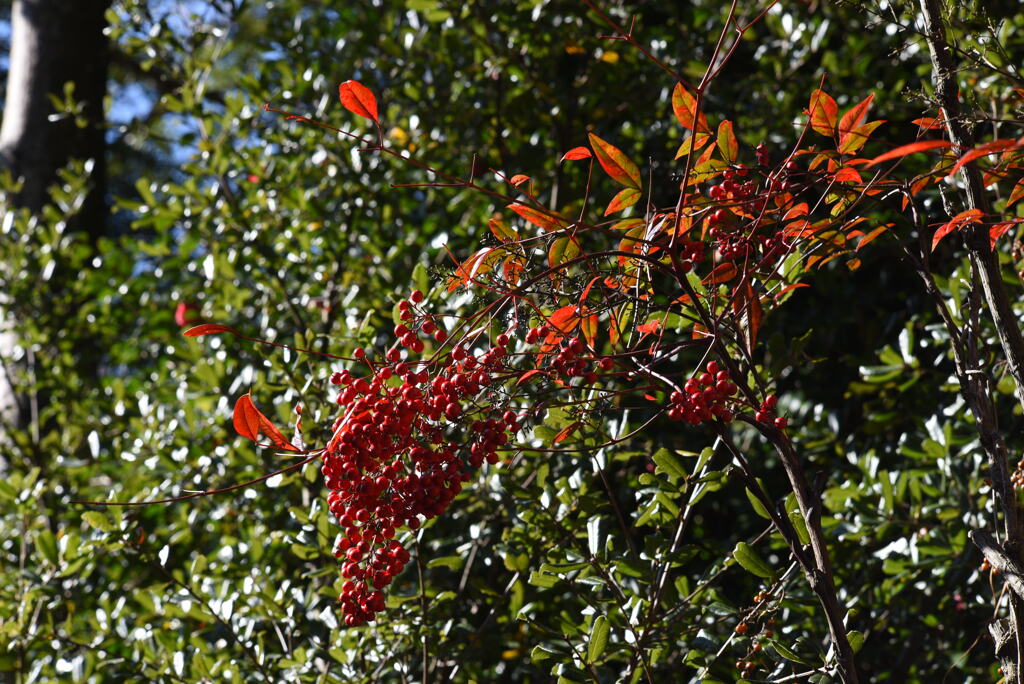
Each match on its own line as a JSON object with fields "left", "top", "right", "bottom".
{"left": 353, "top": 347, "right": 365, "bottom": 360}
{"left": 410, "top": 289, "right": 424, "bottom": 303}
{"left": 774, "top": 416, "right": 788, "bottom": 430}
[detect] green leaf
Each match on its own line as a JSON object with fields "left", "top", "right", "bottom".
{"left": 732, "top": 542, "right": 775, "bottom": 580}
{"left": 652, "top": 448, "right": 687, "bottom": 481}
{"left": 82, "top": 511, "right": 113, "bottom": 532}
{"left": 587, "top": 615, "right": 610, "bottom": 663}
{"left": 426, "top": 555, "right": 464, "bottom": 570}
{"left": 528, "top": 571, "right": 559, "bottom": 588}
{"left": 769, "top": 638, "right": 820, "bottom": 667}
{"left": 745, "top": 487, "right": 771, "bottom": 520}
{"left": 36, "top": 529, "right": 58, "bottom": 566}
{"left": 847, "top": 630, "right": 865, "bottom": 654}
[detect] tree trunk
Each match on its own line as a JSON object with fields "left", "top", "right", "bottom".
{"left": 0, "top": 0, "right": 110, "bottom": 442}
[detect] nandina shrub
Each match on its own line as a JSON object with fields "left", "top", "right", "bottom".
{"left": 84, "top": 4, "right": 1024, "bottom": 681}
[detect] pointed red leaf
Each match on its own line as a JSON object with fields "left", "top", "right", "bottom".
{"left": 932, "top": 208, "right": 984, "bottom": 251}
{"left": 808, "top": 89, "right": 839, "bottom": 137}
{"left": 184, "top": 324, "right": 241, "bottom": 338}
{"left": 864, "top": 139, "right": 952, "bottom": 167}
{"left": 1007, "top": 178, "right": 1024, "bottom": 208}
{"left": 702, "top": 262, "right": 738, "bottom": 285}
{"left": 507, "top": 203, "right": 570, "bottom": 232}
{"left": 838, "top": 93, "right": 874, "bottom": 139}
{"left": 948, "top": 139, "right": 1021, "bottom": 177}
{"left": 560, "top": 146, "right": 593, "bottom": 162}
{"left": 672, "top": 83, "right": 710, "bottom": 133}
{"left": 588, "top": 133, "right": 641, "bottom": 189}
{"left": 509, "top": 174, "right": 530, "bottom": 187}
{"left": 233, "top": 393, "right": 300, "bottom": 452}
{"left": 338, "top": 80, "right": 379, "bottom": 123}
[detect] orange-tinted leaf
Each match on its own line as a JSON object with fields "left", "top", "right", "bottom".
{"left": 949, "top": 139, "right": 1021, "bottom": 176}
{"left": 855, "top": 224, "right": 889, "bottom": 250}
{"left": 702, "top": 262, "right": 738, "bottom": 285}
{"left": 589, "top": 133, "right": 642, "bottom": 189}
{"left": 932, "top": 208, "right": 984, "bottom": 251}
{"left": 489, "top": 217, "right": 519, "bottom": 243}
{"left": 717, "top": 120, "right": 739, "bottom": 164}
{"left": 561, "top": 146, "right": 593, "bottom": 162}
{"left": 672, "top": 82, "right": 710, "bottom": 133}
{"left": 233, "top": 393, "right": 300, "bottom": 452}
{"left": 580, "top": 311, "right": 598, "bottom": 348}
{"left": 773, "top": 283, "right": 810, "bottom": 302}
{"left": 865, "top": 140, "right": 952, "bottom": 167}
{"left": 808, "top": 89, "right": 838, "bottom": 137}
{"left": 184, "top": 324, "right": 240, "bottom": 338}
{"left": 611, "top": 218, "right": 645, "bottom": 231}
{"left": 1008, "top": 178, "right": 1024, "bottom": 208}
{"left": 507, "top": 203, "right": 570, "bottom": 232}
{"left": 838, "top": 93, "right": 874, "bottom": 139}
{"left": 548, "top": 236, "right": 582, "bottom": 270}
{"left": 338, "top": 80, "right": 379, "bottom": 123}
{"left": 838, "top": 120, "right": 885, "bottom": 155}
{"left": 448, "top": 247, "right": 499, "bottom": 291}
{"left": 734, "top": 283, "right": 762, "bottom": 351}
{"left": 604, "top": 187, "right": 642, "bottom": 216}
{"left": 510, "top": 174, "right": 530, "bottom": 187}
{"left": 674, "top": 131, "right": 711, "bottom": 159}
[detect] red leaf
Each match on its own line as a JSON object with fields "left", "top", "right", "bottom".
{"left": 932, "top": 208, "right": 984, "bottom": 251}
{"left": 233, "top": 393, "right": 299, "bottom": 452}
{"left": 604, "top": 187, "right": 642, "bottom": 216}
{"left": 561, "top": 146, "right": 593, "bottom": 162}
{"left": 507, "top": 203, "right": 570, "bottom": 232}
{"left": 808, "top": 89, "right": 839, "bottom": 137}
{"left": 637, "top": 318, "right": 662, "bottom": 335}
{"left": 516, "top": 369, "right": 545, "bottom": 385}
{"left": 672, "top": 83, "right": 710, "bottom": 134}
{"left": 184, "top": 324, "right": 240, "bottom": 338}
{"left": 773, "top": 283, "right": 810, "bottom": 302}
{"left": 864, "top": 140, "right": 952, "bottom": 167}
{"left": 838, "top": 93, "right": 874, "bottom": 139}
{"left": 948, "top": 139, "right": 1021, "bottom": 176}
{"left": 990, "top": 222, "right": 1016, "bottom": 248}
{"left": 1007, "top": 178, "right": 1024, "bottom": 208}
{"left": 702, "top": 262, "right": 738, "bottom": 285}
{"left": 912, "top": 116, "right": 944, "bottom": 130}
{"left": 580, "top": 311, "right": 598, "bottom": 348}
{"left": 553, "top": 421, "right": 581, "bottom": 444}
{"left": 588, "top": 133, "right": 642, "bottom": 189}
{"left": 510, "top": 174, "right": 530, "bottom": 187}
{"left": 548, "top": 304, "right": 581, "bottom": 334}
{"left": 338, "top": 80, "right": 379, "bottom": 123}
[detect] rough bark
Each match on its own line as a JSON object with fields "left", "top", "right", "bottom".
{"left": 918, "top": 0, "right": 1024, "bottom": 680}
{"left": 0, "top": 0, "right": 109, "bottom": 441}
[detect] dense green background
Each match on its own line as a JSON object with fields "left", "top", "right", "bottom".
{"left": 2, "top": 1, "right": 1023, "bottom": 681}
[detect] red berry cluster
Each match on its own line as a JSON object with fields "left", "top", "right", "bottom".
{"left": 667, "top": 360, "right": 738, "bottom": 424}
{"left": 672, "top": 238, "right": 706, "bottom": 273}
{"left": 322, "top": 292, "right": 523, "bottom": 626}
{"left": 755, "top": 393, "right": 787, "bottom": 430}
